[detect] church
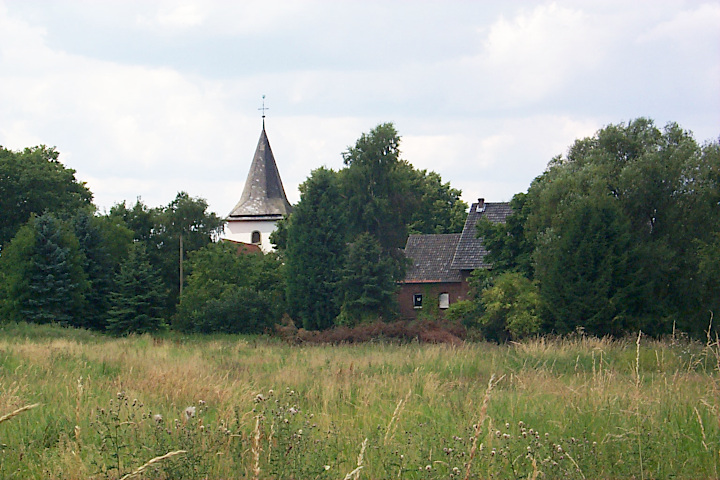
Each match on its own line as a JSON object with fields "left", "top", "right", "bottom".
{"left": 224, "top": 123, "right": 292, "bottom": 252}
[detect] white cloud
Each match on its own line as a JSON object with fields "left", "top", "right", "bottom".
{"left": 1, "top": 0, "right": 717, "bottom": 217}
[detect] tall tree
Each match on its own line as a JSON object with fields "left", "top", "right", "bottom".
{"left": 71, "top": 211, "right": 133, "bottom": 330}
{"left": 284, "top": 168, "right": 347, "bottom": 330}
{"left": 481, "top": 119, "right": 719, "bottom": 337}
{"left": 337, "top": 233, "right": 398, "bottom": 326}
{"left": 0, "top": 213, "right": 88, "bottom": 325}
{"left": 0, "top": 146, "right": 93, "bottom": 250}
{"left": 280, "top": 123, "right": 468, "bottom": 330}
{"left": 341, "top": 123, "right": 410, "bottom": 254}
{"left": 106, "top": 243, "right": 166, "bottom": 336}
{"left": 156, "top": 192, "right": 224, "bottom": 310}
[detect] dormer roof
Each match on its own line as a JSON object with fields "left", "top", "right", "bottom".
{"left": 228, "top": 127, "right": 292, "bottom": 219}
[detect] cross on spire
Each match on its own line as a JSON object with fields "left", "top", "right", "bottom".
{"left": 258, "top": 95, "right": 269, "bottom": 128}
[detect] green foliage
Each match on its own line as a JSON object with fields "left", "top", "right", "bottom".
{"left": 476, "top": 193, "right": 534, "bottom": 277}
{"left": 444, "top": 299, "right": 481, "bottom": 330}
{"left": 0, "top": 145, "right": 93, "bottom": 250}
{"left": 156, "top": 192, "right": 225, "bottom": 313}
{"left": 480, "top": 272, "right": 542, "bottom": 341}
{"left": 0, "top": 213, "right": 88, "bottom": 325}
{"left": 71, "top": 210, "right": 132, "bottom": 330}
{"left": 534, "top": 199, "right": 649, "bottom": 336}
{"left": 284, "top": 168, "right": 347, "bottom": 330}
{"left": 106, "top": 243, "right": 166, "bottom": 335}
{"left": 407, "top": 169, "right": 468, "bottom": 235}
{"left": 283, "top": 123, "right": 466, "bottom": 330}
{"left": 174, "top": 241, "right": 284, "bottom": 334}
{"left": 108, "top": 194, "right": 225, "bottom": 319}
{"left": 480, "top": 119, "right": 719, "bottom": 338}
{"left": 337, "top": 233, "right": 398, "bottom": 326}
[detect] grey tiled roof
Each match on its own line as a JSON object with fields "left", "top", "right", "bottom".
{"left": 404, "top": 234, "right": 462, "bottom": 283}
{"left": 228, "top": 128, "right": 293, "bottom": 219}
{"left": 450, "top": 201, "right": 512, "bottom": 270}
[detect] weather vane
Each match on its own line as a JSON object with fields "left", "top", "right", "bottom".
{"left": 258, "top": 95, "right": 269, "bottom": 128}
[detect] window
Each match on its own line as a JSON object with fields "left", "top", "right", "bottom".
{"left": 439, "top": 293, "right": 450, "bottom": 309}
{"left": 251, "top": 231, "right": 261, "bottom": 244}
{"left": 413, "top": 293, "right": 423, "bottom": 309}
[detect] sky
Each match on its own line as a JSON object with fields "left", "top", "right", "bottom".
{"left": 1, "top": 1, "right": 718, "bottom": 217}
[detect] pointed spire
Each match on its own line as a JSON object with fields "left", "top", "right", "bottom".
{"left": 228, "top": 127, "right": 292, "bottom": 218}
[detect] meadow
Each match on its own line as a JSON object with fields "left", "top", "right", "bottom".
{"left": 0, "top": 322, "right": 718, "bottom": 479}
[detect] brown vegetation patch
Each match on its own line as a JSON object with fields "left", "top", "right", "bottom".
{"left": 276, "top": 319, "right": 466, "bottom": 345}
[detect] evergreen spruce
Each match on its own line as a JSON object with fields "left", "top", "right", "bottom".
{"left": 106, "top": 243, "right": 166, "bottom": 335}
{"left": 72, "top": 211, "right": 116, "bottom": 330}
{"left": 27, "top": 214, "right": 87, "bottom": 324}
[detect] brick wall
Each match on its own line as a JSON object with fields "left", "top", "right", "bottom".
{"left": 397, "top": 281, "right": 468, "bottom": 320}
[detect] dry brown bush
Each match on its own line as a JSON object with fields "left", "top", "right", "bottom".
{"left": 275, "top": 318, "right": 465, "bottom": 345}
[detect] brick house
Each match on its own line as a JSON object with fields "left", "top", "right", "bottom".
{"left": 398, "top": 199, "right": 512, "bottom": 319}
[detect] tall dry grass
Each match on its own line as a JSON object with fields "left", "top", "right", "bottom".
{"left": 0, "top": 323, "right": 718, "bottom": 478}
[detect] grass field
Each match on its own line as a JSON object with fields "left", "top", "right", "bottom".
{"left": 0, "top": 322, "right": 718, "bottom": 479}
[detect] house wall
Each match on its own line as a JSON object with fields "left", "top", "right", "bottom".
{"left": 397, "top": 281, "right": 469, "bottom": 320}
{"left": 224, "top": 219, "right": 278, "bottom": 252}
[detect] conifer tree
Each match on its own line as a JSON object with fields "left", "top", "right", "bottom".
{"left": 285, "top": 168, "right": 347, "bottom": 330}
{"left": 337, "top": 233, "right": 398, "bottom": 326}
{"left": 106, "top": 243, "right": 166, "bottom": 335}
{"left": 0, "top": 213, "right": 88, "bottom": 325}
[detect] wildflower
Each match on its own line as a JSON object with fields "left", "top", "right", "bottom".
{"left": 153, "top": 414, "right": 163, "bottom": 424}
{"left": 518, "top": 421, "right": 525, "bottom": 428}
{"left": 289, "top": 406, "right": 298, "bottom": 415}
{"left": 505, "top": 422, "right": 510, "bottom": 429}
{"left": 556, "top": 445, "right": 563, "bottom": 453}
{"left": 198, "top": 399, "right": 206, "bottom": 406}
{"left": 453, "top": 467, "right": 460, "bottom": 474}
{"left": 184, "top": 406, "right": 196, "bottom": 419}
{"left": 324, "top": 465, "right": 330, "bottom": 471}
{"left": 255, "top": 394, "right": 266, "bottom": 403}
{"left": 425, "top": 465, "right": 432, "bottom": 471}
{"left": 495, "top": 430, "right": 501, "bottom": 437}
{"left": 298, "top": 429, "right": 303, "bottom": 435}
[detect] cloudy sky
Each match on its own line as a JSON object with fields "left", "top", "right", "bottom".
{"left": 1, "top": 1, "right": 718, "bottom": 217}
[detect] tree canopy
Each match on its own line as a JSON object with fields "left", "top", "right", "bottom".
{"left": 280, "top": 123, "right": 468, "bottom": 329}
{"left": 0, "top": 146, "right": 93, "bottom": 250}
{"left": 477, "top": 119, "right": 720, "bottom": 338}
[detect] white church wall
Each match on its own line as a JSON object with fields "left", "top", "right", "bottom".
{"left": 224, "top": 219, "right": 279, "bottom": 252}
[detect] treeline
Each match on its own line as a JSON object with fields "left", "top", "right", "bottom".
{"left": 463, "top": 119, "right": 720, "bottom": 340}
{"left": 1, "top": 119, "right": 717, "bottom": 339}
{"left": 0, "top": 124, "right": 468, "bottom": 335}
{"left": 0, "top": 145, "right": 225, "bottom": 334}
{"left": 178, "top": 123, "right": 468, "bottom": 333}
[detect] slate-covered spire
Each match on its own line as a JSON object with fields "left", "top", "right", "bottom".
{"left": 228, "top": 127, "right": 292, "bottom": 219}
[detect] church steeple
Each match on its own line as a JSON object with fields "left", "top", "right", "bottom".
{"left": 228, "top": 126, "right": 292, "bottom": 219}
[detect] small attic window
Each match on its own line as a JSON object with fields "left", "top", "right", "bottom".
{"left": 251, "top": 231, "right": 261, "bottom": 244}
